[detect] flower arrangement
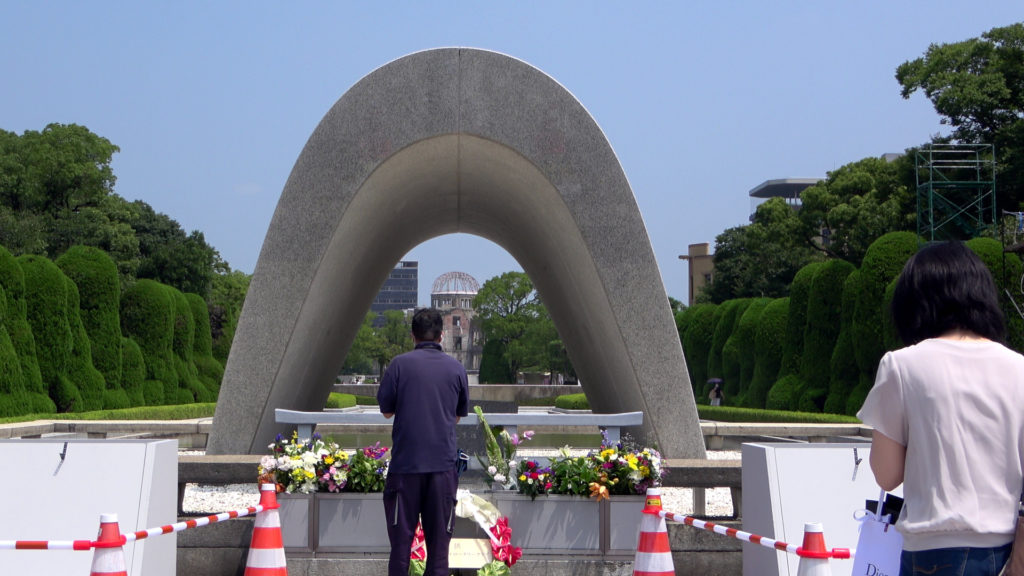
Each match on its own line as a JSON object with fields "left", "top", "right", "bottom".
{"left": 409, "top": 492, "right": 522, "bottom": 576}
{"left": 258, "top": 431, "right": 389, "bottom": 494}
{"left": 474, "top": 406, "right": 533, "bottom": 489}
{"left": 512, "top": 433, "right": 666, "bottom": 501}
{"left": 584, "top": 433, "right": 665, "bottom": 497}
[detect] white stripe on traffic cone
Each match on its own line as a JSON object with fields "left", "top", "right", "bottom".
{"left": 244, "top": 483, "right": 288, "bottom": 576}
{"left": 633, "top": 487, "right": 675, "bottom": 576}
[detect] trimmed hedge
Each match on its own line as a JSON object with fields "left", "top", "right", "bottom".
{"left": 732, "top": 298, "right": 771, "bottom": 404}
{"left": 64, "top": 277, "right": 108, "bottom": 411}
{"left": 967, "top": 238, "right": 1024, "bottom": 353}
{"left": 120, "top": 336, "right": 147, "bottom": 406}
{"left": 681, "top": 303, "right": 717, "bottom": 393}
{"left": 326, "top": 393, "right": 357, "bottom": 409}
{"left": 747, "top": 298, "right": 788, "bottom": 409}
{"left": 798, "top": 260, "right": 855, "bottom": 412}
{"left": 57, "top": 246, "right": 128, "bottom": 409}
{"left": 849, "top": 232, "right": 919, "bottom": 414}
{"left": 769, "top": 262, "right": 824, "bottom": 411}
{"left": 0, "top": 285, "right": 32, "bottom": 417}
{"left": 554, "top": 393, "right": 590, "bottom": 410}
{"left": 720, "top": 299, "right": 752, "bottom": 398}
{"left": 707, "top": 300, "right": 747, "bottom": 395}
{"left": 19, "top": 255, "right": 82, "bottom": 412}
{"left": 171, "top": 288, "right": 211, "bottom": 403}
{"left": 187, "top": 292, "right": 223, "bottom": 397}
{"left": 0, "top": 248, "right": 54, "bottom": 414}
{"left": 826, "top": 270, "right": 862, "bottom": 415}
{"left": 121, "top": 279, "right": 179, "bottom": 405}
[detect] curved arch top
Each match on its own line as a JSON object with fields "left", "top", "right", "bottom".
{"left": 208, "top": 48, "right": 705, "bottom": 458}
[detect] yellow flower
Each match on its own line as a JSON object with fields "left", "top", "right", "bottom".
{"left": 625, "top": 454, "right": 639, "bottom": 470}
{"left": 600, "top": 448, "right": 615, "bottom": 459}
{"left": 324, "top": 455, "right": 334, "bottom": 465}
{"left": 519, "top": 474, "right": 527, "bottom": 482}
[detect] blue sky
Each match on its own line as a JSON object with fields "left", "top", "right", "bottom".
{"left": 2, "top": 3, "right": 1021, "bottom": 305}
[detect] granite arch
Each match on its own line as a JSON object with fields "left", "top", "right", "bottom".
{"left": 208, "top": 48, "right": 705, "bottom": 458}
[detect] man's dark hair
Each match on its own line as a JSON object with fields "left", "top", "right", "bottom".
{"left": 891, "top": 241, "right": 1006, "bottom": 345}
{"left": 411, "top": 308, "right": 443, "bottom": 342}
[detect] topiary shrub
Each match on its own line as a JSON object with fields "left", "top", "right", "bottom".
{"left": 63, "top": 277, "right": 109, "bottom": 411}
{"left": 733, "top": 298, "right": 771, "bottom": 404}
{"left": 720, "top": 299, "right": 752, "bottom": 399}
{"left": 0, "top": 247, "right": 54, "bottom": 414}
{"left": 852, "top": 232, "right": 919, "bottom": 384}
{"left": 0, "top": 285, "right": 33, "bottom": 417}
{"left": 766, "top": 374, "right": 803, "bottom": 411}
{"left": 187, "top": 293, "right": 223, "bottom": 397}
{"left": 121, "top": 279, "right": 179, "bottom": 405}
{"left": 57, "top": 246, "right": 128, "bottom": 409}
{"left": 170, "top": 288, "right": 209, "bottom": 403}
{"left": 966, "top": 238, "right": 1024, "bottom": 353}
{"left": 825, "top": 271, "right": 862, "bottom": 415}
{"left": 798, "top": 260, "right": 855, "bottom": 412}
{"left": 19, "top": 255, "right": 82, "bottom": 412}
{"left": 707, "top": 300, "right": 747, "bottom": 396}
{"left": 747, "top": 298, "right": 788, "bottom": 409}
{"left": 681, "top": 303, "right": 717, "bottom": 394}
{"left": 778, "top": 262, "right": 825, "bottom": 379}
{"left": 120, "top": 336, "right": 147, "bottom": 406}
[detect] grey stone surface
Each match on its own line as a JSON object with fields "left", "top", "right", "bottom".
{"left": 208, "top": 48, "right": 705, "bottom": 459}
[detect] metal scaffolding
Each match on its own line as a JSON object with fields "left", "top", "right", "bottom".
{"left": 915, "top": 143, "right": 997, "bottom": 242}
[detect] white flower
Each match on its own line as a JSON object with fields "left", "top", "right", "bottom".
{"left": 487, "top": 466, "right": 497, "bottom": 475}
{"left": 493, "top": 473, "right": 506, "bottom": 484}
{"left": 301, "top": 452, "right": 319, "bottom": 467}
{"left": 260, "top": 455, "right": 277, "bottom": 471}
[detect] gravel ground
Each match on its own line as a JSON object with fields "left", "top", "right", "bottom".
{"left": 180, "top": 450, "right": 739, "bottom": 517}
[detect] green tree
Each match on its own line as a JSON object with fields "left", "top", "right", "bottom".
{"left": 208, "top": 263, "right": 250, "bottom": 364}
{"left": 897, "top": 23, "right": 1024, "bottom": 209}
{"left": 129, "top": 201, "right": 216, "bottom": 296}
{"left": 701, "top": 199, "right": 820, "bottom": 303}
{"left": 341, "top": 311, "right": 379, "bottom": 375}
{"left": 797, "top": 157, "right": 915, "bottom": 266}
{"left": 1, "top": 124, "right": 119, "bottom": 216}
{"left": 473, "top": 272, "right": 542, "bottom": 378}
{"left": 826, "top": 271, "right": 863, "bottom": 415}
{"left": 732, "top": 298, "right": 771, "bottom": 405}
{"left": 372, "top": 310, "right": 413, "bottom": 377}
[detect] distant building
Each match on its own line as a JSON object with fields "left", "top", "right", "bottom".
{"left": 371, "top": 261, "right": 418, "bottom": 325}
{"left": 678, "top": 243, "right": 715, "bottom": 306}
{"left": 431, "top": 271, "right": 483, "bottom": 371}
{"left": 747, "top": 178, "right": 822, "bottom": 220}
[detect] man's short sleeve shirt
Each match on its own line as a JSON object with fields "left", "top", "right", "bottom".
{"left": 377, "top": 342, "right": 469, "bottom": 474}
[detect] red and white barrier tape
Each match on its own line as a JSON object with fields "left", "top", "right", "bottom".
{"left": 657, "top": 510, "right": 852, "bottom": 560}
{"left": 0, "top": 503, "right": 276, "bottom": 551}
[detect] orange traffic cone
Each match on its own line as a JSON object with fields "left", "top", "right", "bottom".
{"left": 633, "top": 487, "right": 675, "bottom": 576}
{"left": 796, "top": 522, "right": 832, "bottom": 576}
{"left": 89, "top": 513, "right": 128, "bottom": 576}
{"left": 244, "top": 483, "right": 288, "bottom": 575}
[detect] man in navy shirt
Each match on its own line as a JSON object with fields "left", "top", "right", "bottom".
{"left": 378, "top": 308, "right": 469, "bottom": 576}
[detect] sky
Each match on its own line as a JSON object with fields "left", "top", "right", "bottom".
{"left": 2, "top": 2, "right": 1021, "bottom": 305}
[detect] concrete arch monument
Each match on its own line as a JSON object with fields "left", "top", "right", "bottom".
{"left": 208, "top": 48, "right": 705, "bottom": 458}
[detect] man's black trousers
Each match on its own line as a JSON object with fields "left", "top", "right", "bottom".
{"left": 382, "top": 469, "right": 459, "bottom": 576}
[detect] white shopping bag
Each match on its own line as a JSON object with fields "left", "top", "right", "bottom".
{"left": 851, "top": 491, "right": 903, "bottom": 576}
